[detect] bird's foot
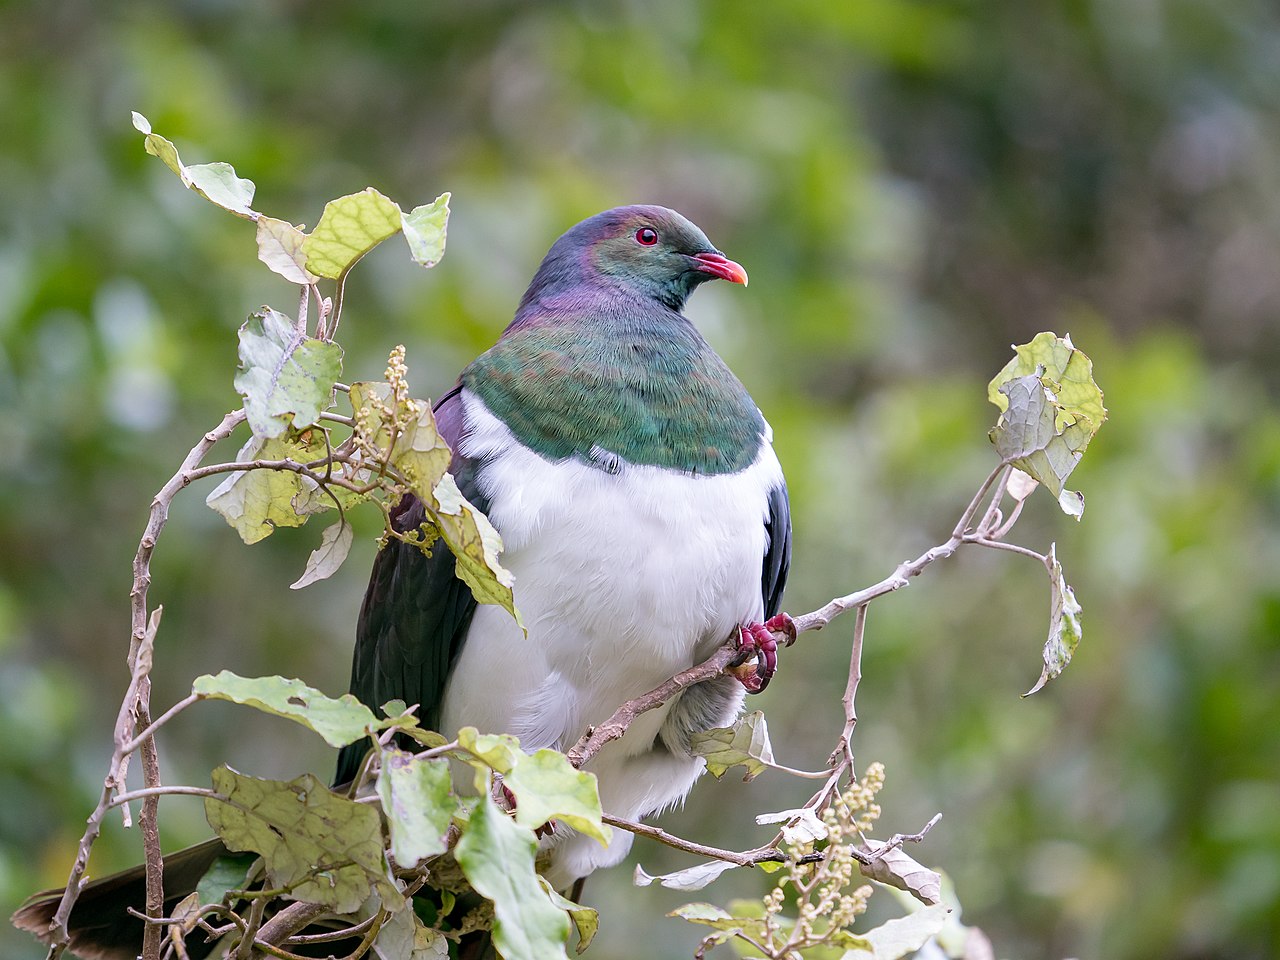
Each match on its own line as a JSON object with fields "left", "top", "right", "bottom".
{"left": 732, "top": 613, "right": 796, "bottom": 693}
{"left": 498, "top": 781, "right": 557, "bottom": 837}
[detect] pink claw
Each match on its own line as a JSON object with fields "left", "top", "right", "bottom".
{"left": 733, "top": 613, "right": 795, "bottom": 693}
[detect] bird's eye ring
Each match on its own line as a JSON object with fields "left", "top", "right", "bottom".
{"left": 635, "top": 227, "right": 658, "bottom": 246}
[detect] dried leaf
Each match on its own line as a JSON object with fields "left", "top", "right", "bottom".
{"left": 290, "top": 520, "right": 354, "bottom": 589}
{"left": 857, "top": 840, "right": 942, "bottom": 906}
{"left": 256, "top": 216, "right": 317, "bottom": 284}
{"left": 634, "top": 860, "right": 739, "bottom": 891}
{"left": 1025, "top": 543, "right": 1083, "bottom": 696}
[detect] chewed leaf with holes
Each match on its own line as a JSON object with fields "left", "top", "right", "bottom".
{"left": 377, "top": 747, "right": 455, "bottom": 868}
{"left": 205, "top": 767, "right": 401, "bottom": 914}
{"left": 205, "top": 433, "right": 324, "bottom": 543}
{"left": 988, "top": 333, "right": 1107, "bottom": 518}
{"left": 193, "top": 671, "right": 382, "bottom": 748}
{"left": 234, "top": 307, "right": 342, "bottom": 439}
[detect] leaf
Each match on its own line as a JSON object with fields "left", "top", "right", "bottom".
{"left": 401, "top": 193, "right": 451, "bottom": 268}
{"left": 429, "top": 473, "right": 522, "bottom": 626}
{"left": 839, "top": 903, "right": 950, "bottom": 960}
{"left": 504, "top": 749, "right": 611, "bottom": 846}
{"left": 690, "top": 710, "right": 776, "bottom": 781}
{"left": 755, "top": 806, "right": 828, "bottom": 844}
{"left": 205, "top": 434, "right": 317, "bottom": 544}
{"left": 667, "top": 902, "right": 771, "bottom": 945}
{"left": 193, "top": 670, "right": 381, "bottom": 748}
{"left": 988, "top": 331, "right": 1107, "bottom": 426}
{"left": 257, "top": 216, "right": 318, "bottom": 285}
{"left": 987, "top": 333, "right": 1107, "bottom": 517}
{"left": 539, "top": 880, "right": 600, "bottom": 954}
{"left": 455, "top": 791, "right": 571, "bottom": 960}
{"left": 375, "top": 905, "right": 450, "bottom": 959}
{"left": 205, "top": 766, "right": 401, "bottom": 914}
{"left": 132, "top": 112, "right": 258, "bottom": 219}
{"left": 1025, "top": 543, "right": 1083, "bottom": 696}
{"left": 195, "top": 852, "right": 258, "bottom": 906}
{"left": 234, "top": 307, "right": 343, "bottom": 439}
{"left": 303, "top": 187, "right": 404, "bottom": 280}
{"left": 290, "top": 520, "right": 355, "bottom": 589}
{"left": 856, "top": 840, "right": 942, "bottom": 906}
{"left": 634, "top": 860, "right": 739, "bottom": 891}
{"left": 457, "top": 727, "right": 521, "bottom": 774}
{"left": 377, "top": 747, "right": 455, "bottom": 868}
{"left": 349, "top": 381, "right": 453, "bottom": 496}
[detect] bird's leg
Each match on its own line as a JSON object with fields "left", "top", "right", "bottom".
{"left": 732, "top": 613, "right": 797, "bottom": 693}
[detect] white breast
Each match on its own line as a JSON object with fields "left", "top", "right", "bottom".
{"left": 440, "top": 389, "right": 783, "bottom": 885}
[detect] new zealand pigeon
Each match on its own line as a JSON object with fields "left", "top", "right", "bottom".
{"left": 337, "top": 203, "right": 793, "bottom": 888}
{"left": 13, "top": 205, "right": 791, "bottom": 956}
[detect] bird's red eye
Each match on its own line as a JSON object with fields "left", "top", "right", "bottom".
{"left": 635, "top": 227, "right": 658, "bottom": 246}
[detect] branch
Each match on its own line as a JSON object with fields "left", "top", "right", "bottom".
{"left": 603, "top": 814, "right": 791, "bottom": 868}
{"left": 46, "top": 410, "right": 246, "bottom": 956}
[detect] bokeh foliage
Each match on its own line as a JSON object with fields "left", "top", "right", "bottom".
{"left": 1, "top": 1, "right": 1278, "bottom": 958}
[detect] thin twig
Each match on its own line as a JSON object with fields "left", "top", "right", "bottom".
{"left": 603, "top": 814, "right": 787, "bottom": 867}
{"left": 122, "top": 694, "right": 200, "bottom": 753}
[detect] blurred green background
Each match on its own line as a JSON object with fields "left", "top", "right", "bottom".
{"left": 2, "top": 1, "right": 1278, "bottom": 957}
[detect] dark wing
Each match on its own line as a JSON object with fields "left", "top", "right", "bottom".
{"left": 762, "top": 480, "right": 791, "bottom": 619}
{"left": 334, "top": 385, "right": 484, "bottom": 785}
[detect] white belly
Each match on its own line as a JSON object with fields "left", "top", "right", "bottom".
{"left": 440, "top": 390, "right": 782, "bottom": 885}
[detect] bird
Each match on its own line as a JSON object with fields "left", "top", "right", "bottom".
{"left": 13, "top": 204, "right": 792, "bottom": 957}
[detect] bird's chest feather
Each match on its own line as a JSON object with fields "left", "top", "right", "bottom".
{"left": 439, "top": 390, "right": 781, "bottom": 753}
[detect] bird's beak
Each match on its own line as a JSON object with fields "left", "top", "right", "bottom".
{"left": 691, "top": 251, "right": 749, "bottom": 287}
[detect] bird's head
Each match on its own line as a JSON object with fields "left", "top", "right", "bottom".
{"left": 524, "top": 205, "right": 748, "bottom": 312}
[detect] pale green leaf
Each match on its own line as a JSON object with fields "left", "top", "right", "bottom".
{"left": 204, "top": 766, "right": 401, "bottom": 914}
{"left": 539, "top": 880, "right": 599, "bottom": 954}
{"left": 856, "top": 840, "right": 942, "bottom": 906}
{"left": 988, "top": 331, "right": 1107, "bottom": 427}
{"left": 303, "top": 187, "right": 403, "bottom": 280}
{"left": 290, "top": 520, "right": 355, "bottom": 590}
{"left": 987, "top": 333, "right": 1107, "bottom": 517}
{"left": 690, "top": 710, "right": 775, "bottom": 781}
{"left": 377, "top": 747, "right": 455, "bottom": 868}
{"left": 193, "top": 670, "right": 380, "bottom": 748}
{"left": 667, "top": 902, "right": 770, "bottom": 943}
{"left": 634, "top": 860, "right": 739, "bottom": 891}
{"left": 234, "top": 307, "right": 343, "bottom": 439}
{"left": 504, "top": 749, "right": 610, "bottom": 846}
{"left": 257, "top": 217, "right": 317, "bottom": 285}
{"left": 840, "top": 903, "right": 950, "bottom": 960}
{"left": 205, "top": 435, "right": 317, "bottom": 544}
{"left": 429, "top": 473, "right": 521, "bottom": 626}
{"left": 1025, "top": 543, "right": 1083, "bottom": 696}
{"left": 401, "top": 193, "right": 451, "bottom": 269}
{"left": 195, "top": 852, "right": 258, "bottom": 906}
{"left": 456, "top": 727, "right": 520, "bottom": 774}
{"left": 375, "top": 905, "right": 450, "bottom": 959}
{"left": 131, "top": 112, "right": 256, "bottom": 219}
{"left": 455, "top": 791, "right": 571, "bottom": 960}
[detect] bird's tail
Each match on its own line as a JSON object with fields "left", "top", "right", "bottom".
{"left": 11, "top": 838, "right": 228, "bottom": 960}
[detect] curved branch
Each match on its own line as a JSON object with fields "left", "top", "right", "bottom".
{"left": 47, "top": 409, "right": 246, "bottom": 957}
